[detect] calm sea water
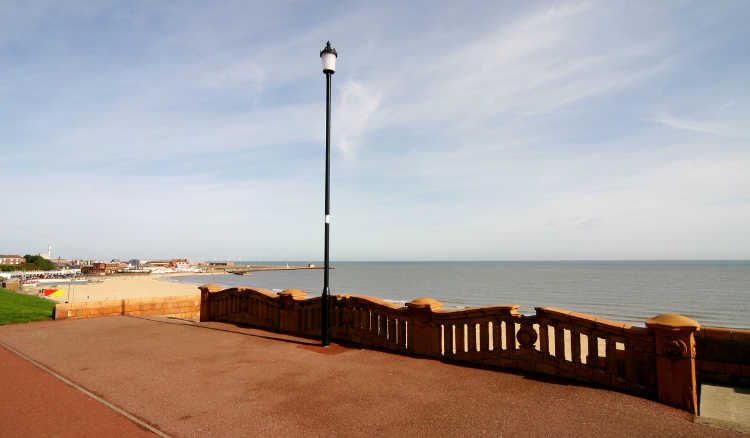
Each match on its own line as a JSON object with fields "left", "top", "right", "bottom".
{"left": 165, "top": 261, "right": 750, "bottom": 330}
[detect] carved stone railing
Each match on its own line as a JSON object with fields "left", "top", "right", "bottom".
{"left": 199, "top": 284, "right": 708, "bottom": 414}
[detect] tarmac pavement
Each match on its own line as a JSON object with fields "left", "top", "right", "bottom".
{"left": 0, "top": 316, "right": 746, "bottom": 438}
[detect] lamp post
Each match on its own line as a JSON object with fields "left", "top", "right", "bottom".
{"left": 320, "top": 41, "right": 337, "bottom": 347}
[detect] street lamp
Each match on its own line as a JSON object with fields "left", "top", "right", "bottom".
{"left": 320, "top": 41, "right": 337, "bottom": 347}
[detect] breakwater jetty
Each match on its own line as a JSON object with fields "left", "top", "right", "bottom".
{"left": 230, "top": 265, "right": 333, "bottom": 275}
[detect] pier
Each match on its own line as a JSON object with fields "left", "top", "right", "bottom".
{"left": 230, "top": 265, "right": 333, "bottom": 275}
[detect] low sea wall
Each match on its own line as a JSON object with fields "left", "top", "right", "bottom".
{"left": 54, "top": 295, "right": 201, "bottom": 321}
{"left": 199, "top": 284, "right": 750, "bottom": 415}
{"left": 695, "top": 327, "right": 750, "bottom": 388}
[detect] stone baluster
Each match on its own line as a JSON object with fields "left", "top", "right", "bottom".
{"left": 505, "top": 319, "right": 516, "bottom": 351}
{"left": 445, "top": 323, "right": 455, "bottom": 356}
{"left": 480, "top": 321, "right": 491, "bottom": 353}
{"left": 456, "top": 323, "right": 466, "bottom": 357}
{"left": 539, "top": 322, "right": 549, "bottom": 355}
{"left": 388, "top": 317, "right": 398, "bottom": 348}
{"left": 587, "top": 333, "right": 599, "bottom": 368}
{"left": 467, "top": 322, "right": 477, "bottom": 353}
{"left": 571, "top": 330, "right": 581, "bottom": 364}
{"left": 398, "top": 318, "right": 407, "bottom": 350}
{"left": 606, "top": 337, "right": 617, "bottom": 375}
{"left": 492, "top": 319, "right": 502, "bottom": 352}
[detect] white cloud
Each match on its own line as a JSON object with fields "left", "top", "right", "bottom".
{"left": 333, "top": 80, "right": 381, "bottom": 155}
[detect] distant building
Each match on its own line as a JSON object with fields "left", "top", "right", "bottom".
{"left": 39, "top": 245, "right": 52, "bottom": 260}
{"left": 209, "top": 262, "right": 234, "bottom": 266}
{"left": 169, "top": 259, "right": 190, "bottom": 269}
{"left": 0, "top": 255, "right": 25, "bottom": 265}
{"left": 81, "top": 262, "right": 121, "bottom": 275}
{"left": 53, "top": 257, "right": 69, "bottom": 266}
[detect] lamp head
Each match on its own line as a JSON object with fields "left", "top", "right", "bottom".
{"left": 320, "top": 41, "right": 337, "bottom": 74}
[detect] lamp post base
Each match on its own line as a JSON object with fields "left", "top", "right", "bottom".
{"left": 321, "top": 287, "right": 331, "bottom": 347}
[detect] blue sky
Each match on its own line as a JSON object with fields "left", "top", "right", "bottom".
{"left": 1, "top": 0, "right": 748, "bottom": 261}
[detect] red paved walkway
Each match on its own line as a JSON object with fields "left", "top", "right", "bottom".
{"left": 0, "top": 344, "right": 158, "bottom": 437}
{"left": 0, "top": 316, "right": 744, "bottom": 438}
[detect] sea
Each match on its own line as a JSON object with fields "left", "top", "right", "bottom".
{"left": 163, "top": 261, "right": 750, "bottom": 330}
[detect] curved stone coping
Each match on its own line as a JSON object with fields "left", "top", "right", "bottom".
{"left": 696, "top": 327, "right": 750, "bottom": 342}
{"left": 536, "top": 306, "right": 651, "bottom": 337}
{"left": 200, "top": 285, "right": 276, "bottom": 299}
{"left": 334, "top": 294, "right": 404, "bottom": 310}
{"left": 200, "top": 286, "right": 404, "bottom": 310}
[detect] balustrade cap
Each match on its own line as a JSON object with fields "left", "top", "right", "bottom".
{"left": 199, "top": 284, "right": 224, "bottom": 293}
{"left": 406, "top": 297, "right": 444, "bottom": 310}
{"left": 645, "top": 314, "right": 700, "bottom": 331}
{"left": 277, "top": 289, "right": 307, "bottom": 299}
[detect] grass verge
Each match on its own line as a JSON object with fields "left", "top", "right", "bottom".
{"left": 0, "top": 288, "right": 56, "bottom": 325}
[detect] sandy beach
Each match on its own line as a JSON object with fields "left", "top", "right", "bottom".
{"left": 33, "top": 274, "right": 221, "bottom": 303}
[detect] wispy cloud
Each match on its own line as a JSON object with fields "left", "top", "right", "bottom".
{"left": 334, "top": 80, "right": 381, "bottom": 155}
{"left": 650, "top": 114, "right": 750, "bottom": 140}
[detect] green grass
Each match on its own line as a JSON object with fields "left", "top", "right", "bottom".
{"left": 0, "top": 288, "right": 56, "bottom": 325}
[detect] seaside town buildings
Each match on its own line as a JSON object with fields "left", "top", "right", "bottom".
{"left": 2, "top": 249, "right": 213, "bottom": 277}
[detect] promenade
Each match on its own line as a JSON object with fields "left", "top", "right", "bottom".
{"left": 0, "top": 316, "right": 744, "bottom": 438}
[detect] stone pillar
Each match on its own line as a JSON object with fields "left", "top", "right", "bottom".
{"left": 405, "top": 297, "right": 443, "bottom": 357}
{"left": 277, "top": 289, "right": 307, "bottom": 334}
{"left": 645, "top": 314, "right": 700, "bottom": 414}
{"left": 198, "top": 284, "right": 224, "bottom": 322}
